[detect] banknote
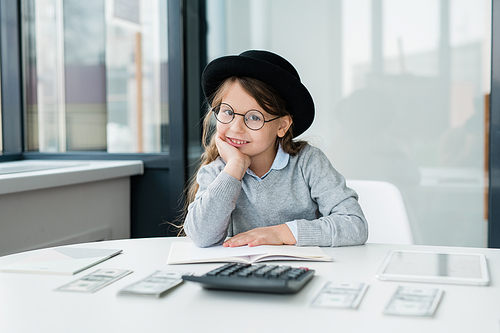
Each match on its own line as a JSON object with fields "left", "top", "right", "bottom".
{"left": 310, "top": 282, "right": 368, "bottom": 309}
{"left": 383, "top": 286, "right": 444, "bottom": 316}
{"left": 118, "top": 270, "right": 192, "bottom": 297}
{"left": 55, "top": 268, "right": 132, "bottom": 293}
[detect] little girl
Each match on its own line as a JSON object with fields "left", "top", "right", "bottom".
{"left": 183, "top": 50, "right": 368, "bottom": 248}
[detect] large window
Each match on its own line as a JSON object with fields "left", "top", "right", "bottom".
{"left": 207, "top": 0, "right": 491, "bottom": 247}
{"left": 22, "top": 0, "right": 169, "bottom": 153}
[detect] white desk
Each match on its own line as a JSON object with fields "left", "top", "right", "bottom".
{"left": 0, "top": 237, "right": 498, "bottom": 333}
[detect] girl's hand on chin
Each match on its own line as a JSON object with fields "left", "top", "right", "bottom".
{"left": 215, "top": 135, "right": 251, "bottom": 180}
{"left": 215, "top": 135, "right": 250, "bottom": 165}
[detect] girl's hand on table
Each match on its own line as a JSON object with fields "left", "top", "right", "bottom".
{"left": 223, "top": 224, "right": 296, "bottom": 247}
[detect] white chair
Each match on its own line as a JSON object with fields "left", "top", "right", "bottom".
{"left": 346, "top": 179, "right": 414, "bottom": 245}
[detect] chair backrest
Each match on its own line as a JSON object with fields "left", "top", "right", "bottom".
{"left": 346, "top": 179, "right": 414, "bottom": 245}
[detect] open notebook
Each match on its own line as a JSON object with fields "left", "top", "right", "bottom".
{"left": 1, "top": 247, "right": 122, "bottom": 275}
{"left": 166, "top": 242, "right": 332, "bottom": 265}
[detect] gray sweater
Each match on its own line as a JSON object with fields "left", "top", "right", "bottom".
{"left": 184, "top": 144, "right": 368, "bottom": 247}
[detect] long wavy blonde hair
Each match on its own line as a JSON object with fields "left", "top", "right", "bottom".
{"left": 176, "top": 76, "right": 307, "bottom": 234}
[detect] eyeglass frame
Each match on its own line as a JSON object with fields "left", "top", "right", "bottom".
{"left": 212, "top": 103, "right": 281, "bottom": 131}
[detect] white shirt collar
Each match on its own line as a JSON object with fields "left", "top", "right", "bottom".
{"left": 246, "top": 144, "right": 290, "bottom": 181}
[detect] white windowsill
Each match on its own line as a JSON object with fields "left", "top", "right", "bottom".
{"left": 0, "top": 160, "right": 144, "bottom": 195}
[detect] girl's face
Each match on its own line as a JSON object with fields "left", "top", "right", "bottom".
{"left": 217, "top": 81, "right": 292, "bottom": 166}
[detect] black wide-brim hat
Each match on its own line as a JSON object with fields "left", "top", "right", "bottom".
{"left": 201, "top": 50, "right": 315, "bottom": 137}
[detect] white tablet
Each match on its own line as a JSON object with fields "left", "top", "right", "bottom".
{"left": 375, "top": 250, "right": 490, "bottom": 286}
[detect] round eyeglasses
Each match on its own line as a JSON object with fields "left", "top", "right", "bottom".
{"left": 212, "top": 103, "right": 280, "bottom": 131}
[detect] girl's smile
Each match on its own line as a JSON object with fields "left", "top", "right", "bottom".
{"left": 226, "top": 137, "right": 250, "bottom": 147}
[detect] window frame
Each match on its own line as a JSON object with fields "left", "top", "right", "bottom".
{"left": 488, "top": 0, "right": 500, "bottom": 248}
{"left": 0, "top": 0, "right": 23, "bottom": 161}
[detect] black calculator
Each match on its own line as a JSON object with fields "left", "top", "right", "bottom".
{"left": 182, "top": 263, "right": 315, "bottom": 294}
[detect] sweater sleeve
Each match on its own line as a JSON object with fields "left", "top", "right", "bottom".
{"left": 295, "top": 146, "right": 369, "bottom": 247}
{"left": 183, "top": 160, "right": 242, "bottom": 247}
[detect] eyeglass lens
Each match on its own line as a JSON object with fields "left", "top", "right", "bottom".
{"left": 214, "top": 103, "right": 266, "bottom": 130}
